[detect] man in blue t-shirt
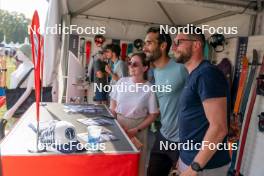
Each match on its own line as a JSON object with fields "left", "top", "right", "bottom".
{"left": 143, "top": 27, "right": 188, "bottom": 176}
{"left": 173, "top": 26, "right": 230, "bottom": 176}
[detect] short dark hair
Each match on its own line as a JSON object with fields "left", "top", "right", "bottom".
{"left": 147, "top": 27, "right": 172, "bottom": 55}
{"left": 130, "top": 52, "right": 149, "bottom": 80}
{"left": 105, "top": 43, "right": 121, "bottom": 57}
{"left": 179, "top": 25, "right": 206, "bottom": 49}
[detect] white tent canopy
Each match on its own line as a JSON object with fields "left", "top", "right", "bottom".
{"left": 67, "top": 0, "right": 255, "bottom": 25}
{"left": 67, "top": 0, "right": 257, "bottom": 40}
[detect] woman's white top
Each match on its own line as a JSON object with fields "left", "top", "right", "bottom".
{"left": 110, "top": 77, "right": 159, "bottom": 119}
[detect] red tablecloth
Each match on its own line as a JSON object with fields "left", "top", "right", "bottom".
{"left": 1, "top": 153, "right": 139, "bottom": 176}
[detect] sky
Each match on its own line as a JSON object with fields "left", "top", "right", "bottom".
{"left": 0, "top": 0, "right": 49, "bottom": 28}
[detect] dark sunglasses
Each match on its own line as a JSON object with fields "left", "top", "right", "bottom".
{"left": 174, "top": 39, "right": 197, "bottom": 46}
{"left": 128, "top": 61, "right": 140, "bottom": 68}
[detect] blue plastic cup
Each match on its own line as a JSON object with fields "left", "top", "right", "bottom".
{"left": 87, "top": 126, "right": 102, "bottom": 145}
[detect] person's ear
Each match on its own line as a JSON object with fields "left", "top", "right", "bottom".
{"left": 193, "top": 41, "right": 202, "bottom": 50}
{"left": 160, "top": 42, "right": 167, "bottom": 52}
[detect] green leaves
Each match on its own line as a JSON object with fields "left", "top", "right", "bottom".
{"left": 0, "top": 10, "right": 30, "bottom": 44}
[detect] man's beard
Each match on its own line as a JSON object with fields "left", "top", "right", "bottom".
{"left": 146, "top": 48, "right": 162, "bottom": 62}
{"left": 174, "top": 48, "right": 192, "bottom": 64}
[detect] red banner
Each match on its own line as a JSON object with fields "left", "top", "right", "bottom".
{"left": 29, "top": 11, "right": 42, "bottom": 122}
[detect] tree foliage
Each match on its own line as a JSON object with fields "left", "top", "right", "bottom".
{"left": 0, "top": 10, "right": 30, "bottom": 43}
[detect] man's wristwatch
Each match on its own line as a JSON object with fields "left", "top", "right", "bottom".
{"left": 191, "top": 162, "right": 203, "bottom": 172}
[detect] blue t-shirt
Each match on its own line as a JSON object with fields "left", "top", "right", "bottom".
{"left": 179, "top": 60, "right": 230, "bottom": 169}
{"left": 154, "top": 59, "right": 188, "bottom": 142}
{"left": 110, "top": 59, "right": 128, "bottom": 85}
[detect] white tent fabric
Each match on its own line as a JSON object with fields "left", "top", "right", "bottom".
{"left": 43, "top": 0, "right": 68, "bottom": 88}
{"left": 69, "top": 0, "right": 253, "bottom": 40}
{"left": 67, "top": 0, "right": 254, "bottom": 25}
{"left": 58, "top": 14, "right": 71, "bottom": 103}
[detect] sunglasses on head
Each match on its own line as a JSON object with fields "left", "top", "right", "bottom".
{"left": 128, "top": 61, "right": 140, "bottom": 67}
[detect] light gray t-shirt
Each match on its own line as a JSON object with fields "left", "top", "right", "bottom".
{"left": 110, "top": 59, "right": 128, "bottom": 85}
{"left": 154, "top": 59, "right": 188, "bottom": 142}
{"left": 110, "top": 77, "right": 159, "bottom": 119}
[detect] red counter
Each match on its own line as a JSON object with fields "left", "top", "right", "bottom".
{"left": 0, "top": 103, "right": 139, "bottom": 176}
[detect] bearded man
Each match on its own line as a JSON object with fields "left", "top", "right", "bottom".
{"left": 143, "top": 27, "right": 188, "bottom": 176}
{"left": 173, "top": 26, "right": 230, "bottom": 176}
